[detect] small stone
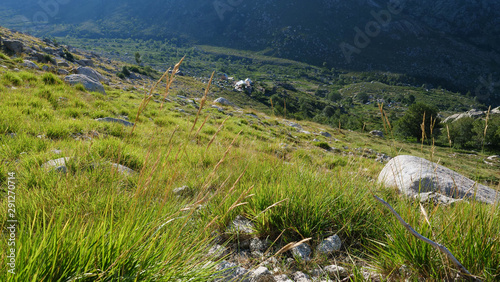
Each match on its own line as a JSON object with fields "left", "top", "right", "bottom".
{"left": 212, "top": 105, "right": 224, "bottom": 112}
{"left": 42, "top": 157, "right": 70, "bottom": 173}
{"left": 214, "top": 97, "right": 234, "bottom": 106}
{"left": 207, "top": 244, "right": 228, "bottom": 260}
{"left": 109, "top": 162, "right": 135, "bottom": 176}
{"left": 95, "top": 117, "right": 134, "bottom": 127}
{"left": 324, "top": 265, "right": 349, "bottom": 278}
{"left": 173, "top": 186, "right": 193, "bottom": 197}
{"left": 273, "top": 274, "right": 293, "bottom": 282}
{"left": 316, "top": 234, "right": 342, "bottom": 255}
{"left": 250, "top": 266, "right": 275, "bottom": 282}
{"left": 291, "top": 242, "right": 312, "bottom": 261}
{"left": 292, "top": 271, "right": 311, "bottom": 282}
{"left": 320, "top": 132, "right": 332, "bottom": 138}
{"left": 370, "top": 130, "right": 384, "bottom": 138}
{"left": 215, "top": 260, "right": 249, "bottom": 282}
{"left": 226, "top": 215, "right": 255, "bottom": 237}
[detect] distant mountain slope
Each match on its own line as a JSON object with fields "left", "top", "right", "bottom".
{"left": 0, "top": 0, "right": 499, "bottom": 105}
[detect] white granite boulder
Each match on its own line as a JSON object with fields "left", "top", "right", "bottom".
{"left": 378, "top": 155, "right": 499, "bottom": 204}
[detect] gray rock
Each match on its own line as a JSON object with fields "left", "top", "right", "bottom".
{"left": 375, "top": 153, "right": 392, "bottom": 163}
{"left": 288, "top": 122, "right": 302, "bottom": 130}
{"left": 487, "top": 155, "right": 499, "bottom": 161}
{"left": 316, "top": 234, "right": 341, "bottom": 255}
{"left": 273, "top": 274, "right": 293, "bottom": 282}
{"left": 250, "top": 238, "right": 268, "bottom": 253}
{"left": 320, "top": 131, "right": 332, "bottom": 138}
{"left": 370, "top": 130, "right": 384, "bottom": 138}
{"left": 225, "top": 215, "right": 255, "bottom": 249}
{"left": 56, "top": 60, "right": 70, "bottom": 67}
{"left": 491, "top": 106, "right": 500, "bottom": 115}
{"left": 214, "top": 97, "right": 234, "bottom": 106}
{"left": 58, "top": 69, "right": 69, "bottom": 75}
{"left": 173, "top": 186, "right": 193, "bottom": 197}
{"left": 42, "top": 157, "right": 70, "bottom": 173}
{"left": 207, "top": 244, "right": 228, "bottom": 260}
{"left": 292, "top": 271, "right": 311, "bottom": 282}
{"left": 3, "top": 40, "right": 24, "bottom": 53}
{"left": 65, "top": 74, "right": 106, "bottom": 94}
{"left": 215, "top": 261, "right": 249, "bottom": 282}
{"left": 249, "top": 267, "right": 275, "bottom": 282}
{"left": 76, "top": 67, "right": 109, "bottom": 83}
{"left": 109, "top": 163, "right": 135, "bottom": 176}
{"left": 378, "top": 155, "right": 499, "bottom": 204}
{"left": 443, "top": 113, "right": 461, "bottom": 123}
{"left": 21, "top": 60, "right": 41, "bottom": 70}
{"left": 95, "top": 117, "right": 134, "bottom": 127}
{"left": 212, "top": 105, "right": 225, "bottom": 112}
{"left": 416, "top": 192, "right": 463, "bottom": 206}
{"left": 324, "top": 265, "right": 348, "bottom": 279}
{"left": 76, "top": 59, "right": 94, "bottom": 67}
{"left": 291, "top": 242, "right": 312, "bottom": 261}
{"left": 226, "top": 215, "right": 255, "bottom": 239}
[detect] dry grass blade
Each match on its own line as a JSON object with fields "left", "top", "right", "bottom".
{"left": 130, "top": 57, "right": 184, "bottom": 134}
{"left": 274, "top": 238, "right": 312, "bottom": 256}
{"left": 160, "top": 56, "right": 185, "bottom": 110}
{"left": 253, "top": 199, "right": 289, "bottom": 219}
{"left": 191, "top": 71, "right": 215, "bottom": 135}
{"left": 206, "top": 116, "right": 229, "bottom": 151}
{"left": 419, "top": 203, "right": 431, "bottom": 227}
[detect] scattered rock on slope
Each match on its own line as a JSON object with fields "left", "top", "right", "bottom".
{"left": 370, "top": 130, "right": 384, "bottom": 138}
{"left": 21, "top": 60, "right": 40, "bottom": 70}
{"left": 76, "top": 66, "right": 109, "bottom": 83}
{"left": 95, "top": 117, "right": 134, "bottom": 127}
{"left": 378, "top": 155, "right": 499, "bottom": 204}
{"left": 65, "top": 74, "right": 106, "bottom": 94}
{"left": 316, "top": 234, "right": 342, "bottom": 255}
{"left": 214, "top": 97, "right": 234, "bottom": 106}
{"left": 2, "top": 40, "right": 24, "bottom": 53}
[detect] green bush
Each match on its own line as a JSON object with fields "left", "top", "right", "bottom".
{"left": 2, "top": 72, "right": 22, "bottom": 86}
{"left": 314, "top": 141, "right": 331, "bottom": 150}
{"left": 41, "top": 73, "right": 62, "bottom": 85}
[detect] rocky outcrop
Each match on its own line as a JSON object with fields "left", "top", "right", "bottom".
{"left": 2, "top": 40, "right": 24, "bottom": 53}
{"left": 64, "top": 74, "right": 106, "bottom": 94}
{"left": 21, "top": 60, "right": 41, "bottom": 70}
{"left": 76, "top": 66, "right": 109, "bottom": 84}
{"left": 214, "top": 97, "right": 234, "bottom": 106}
{"left": 378, "top": 155, "right": 499, "bottom": 204}
{"left": 76, "top": 59, "right": 94, "bottom": 67}
{"left": 443, "top": 107, "right": 500, "bottom": 123}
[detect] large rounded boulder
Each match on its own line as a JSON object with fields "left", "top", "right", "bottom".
{"left": 378, "top": 155, "right": 499, "bottom": 204}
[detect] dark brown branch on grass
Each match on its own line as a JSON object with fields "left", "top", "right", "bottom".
{"left": 373, "top": 195, "right": 481, "bottom": 281}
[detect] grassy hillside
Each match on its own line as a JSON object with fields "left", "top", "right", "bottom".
{"left": 55, "top": 37, "right": 488, "bottom": 132}
{"left": 0, "top": 30, "right": 499, "bottom": 281}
